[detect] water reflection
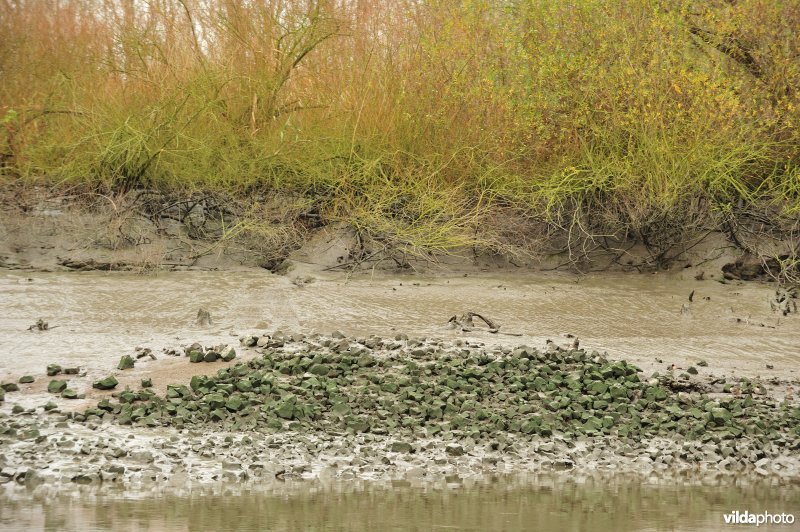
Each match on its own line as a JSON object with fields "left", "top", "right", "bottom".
{"left": 2, "top": 475, "right": 799, "bottom": 531}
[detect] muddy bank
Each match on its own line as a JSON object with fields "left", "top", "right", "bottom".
{"left": 1, "top": 332, "right": 799, "bottom": 494}
{"left": 0, "top": 186, "right": 308, "bottom": 273}
{"left": 4, "top": 184, "right": 798, "bottom": 282}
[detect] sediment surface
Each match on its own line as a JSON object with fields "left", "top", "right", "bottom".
{"left": 2, "top": 331, "right": 799, "bottom": 493}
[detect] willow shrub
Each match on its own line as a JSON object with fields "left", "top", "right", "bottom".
{"left": 1, "top": 0, "right": 798, "bottom": 259}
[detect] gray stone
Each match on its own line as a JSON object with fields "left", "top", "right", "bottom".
{"left": 130, "top": 451, "right": 154, "bottom": 463}
{"left": 391, "top": 442, "right": 413, "bottom": 453}
{"left": 445, "top": 444, "right": 465, "bottom": 456}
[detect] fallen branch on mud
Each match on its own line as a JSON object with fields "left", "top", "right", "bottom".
{"left": 448, "top": 312, "right": 523, "bottom": 336}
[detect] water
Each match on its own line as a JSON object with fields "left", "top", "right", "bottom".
{"left": 1, "top": 476, "right": 799, "bottom": 531}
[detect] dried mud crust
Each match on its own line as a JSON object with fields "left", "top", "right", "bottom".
{"left": 1, "top": 332, "right": 799, "bottom": 492}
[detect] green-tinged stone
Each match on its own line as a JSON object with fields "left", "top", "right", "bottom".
{"left": 206, "top": 393, "right": 226, "bottom": 409}
{"left": 189, "top": 375, "right": 206, "bottom": 391}
{"left": 118, "top": 390, "right": 136, "bottom": 403}
{"left": 210, "top": 408, "right": 227, "bottom": 421}
{"left": 117, "top": 355, "right": 135, "bottom": 370}
{"left": 357, "top": 354, "right": 377, "bottom": 367}
{"left": 427, "top": 424, "right": 442, "bottom": 436}
{"left": 236, "top": 379, "right": 253, "bottom": 392}
{"left": 46, "top": 364, "right": 62, "bottom": 376}
{"left": 18, "top": 376, "right": 34, "bottom": 384}
{"left": 1, "top": 382, "right": 19, "bottom": 392}
{"left": 189, "top": 351, "right": 204, "bottom": 363}
{"left": 225, "top": 396, "right": 245, "bottom": 412}
{"left": 583, "top": 417, "right": 603, "bottom": 432}
{"left": 92, "top": 375, "right": 119, "bottom": 390}
{"left": 276, "top": 397, "right": 297, "bottom": 420}
{"left": 347, "top": 418, "right": 370, "bottom": 433}
{"left": 204, "top": 352, "right": 219, "bottom": 363}
{"left": 309, "top": 364, "right": 330, "bottom": 376}
{"left": 521, "top": 420, "right": 540, "bottom": 434}
{"left": 589, "top": 382, "right": 608, "bottom": 395}
{"left": 391, "top": 442, "right": 413, "bottom": 453}
{"left": 645, "top": 386, "right": 668, "bottom": 401}
{"left": 331, "top": 402, "right": 351, "bottom": 418}
{"left": 710, "top": 407, "right": 732, "bottom": 426}
{"left": 48, "top": 380, "right": 67, "bottom": 393}
{"left": 141, "top": 378, "right": 153, "bottom": 388}
{"left": 61, "top": 389, "right": 78, "bottom": 399}
{"left": 221, "top": 346, "right": 237, "bottom": 362}
{"left": 609, "top": 385, "right": 627, "bottom": 399}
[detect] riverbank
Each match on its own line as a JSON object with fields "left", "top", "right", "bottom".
{"left": 3, "top": 184, "right": 798, "bottom": 285}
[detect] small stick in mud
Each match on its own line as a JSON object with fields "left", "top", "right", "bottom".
{"left": 196, "top": 308, "right": 212, "bottom": 326}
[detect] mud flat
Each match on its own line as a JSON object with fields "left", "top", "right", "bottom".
{"left": 1, "top": 331, "right": 799, "bottom": 496}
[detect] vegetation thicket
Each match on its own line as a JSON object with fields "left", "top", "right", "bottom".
{"left": 1, "top": 0, "right": 799, "bottom": 271}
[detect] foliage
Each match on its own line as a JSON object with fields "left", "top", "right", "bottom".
{"left": 1, "top": 0, "right": 798, "bottom": 265}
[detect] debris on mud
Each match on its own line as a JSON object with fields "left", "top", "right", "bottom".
{"left": 27, "top": 319, "right": 49, "bottom": 332}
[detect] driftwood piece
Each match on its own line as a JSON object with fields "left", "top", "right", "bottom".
{"left": 449, "top": 312, "right": 499, "bottom": 333}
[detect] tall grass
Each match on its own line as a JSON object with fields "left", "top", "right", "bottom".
{"left": 1, "top": 0, "right": 799, "bottom": 262}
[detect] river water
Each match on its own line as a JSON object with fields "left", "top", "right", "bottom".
{"left": 1, "top": 270, "right": 799, "bottom": 530}
{"left": 1, "top": 475, "right": 799, "bottom": 531}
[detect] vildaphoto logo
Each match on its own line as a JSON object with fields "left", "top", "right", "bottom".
{"left": 723, "top": 511, "right": 795, "bottom": 526}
